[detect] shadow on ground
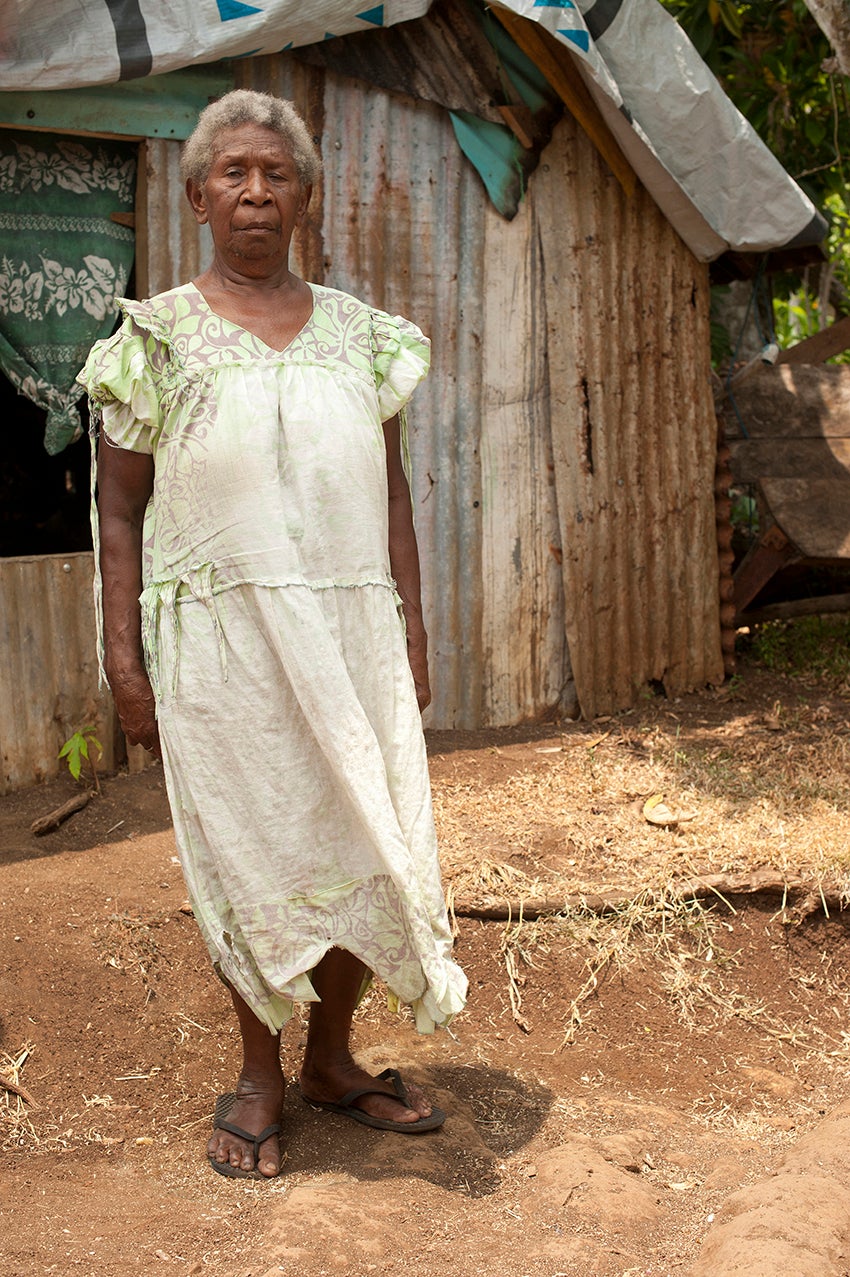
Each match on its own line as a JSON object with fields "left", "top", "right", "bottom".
{"left": 275, "top": 1063, "right": 554, "bottom": 1198}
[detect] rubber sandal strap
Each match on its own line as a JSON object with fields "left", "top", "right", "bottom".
{"left": 214, "top": 1117, "right": 281, "bottom": 1158}
{"left": 314, "top": 1067, "right": 412, "bottom": 1111}
{"left": 331, "top": 1083, "right": 403, "bottom": 1108}
{"left": 376, "top": 1068, "right": 407, "bottom": 1098}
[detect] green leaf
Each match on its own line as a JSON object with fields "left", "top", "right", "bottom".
{"left": 804, "top": 116, "right": 825, "bottom": 147}
{"left": 718, "top": 4, "right": 744, "bottom": 38}
{"left": 58, "top": 729, "right": 93, "bottom": 782}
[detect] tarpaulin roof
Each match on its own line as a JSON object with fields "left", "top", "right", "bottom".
{"left": 0, "top": 0, "right": 827, "bottom": 260}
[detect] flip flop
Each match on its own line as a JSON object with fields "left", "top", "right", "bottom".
{"left": 208, "top": 1091, "right": 282, "bottom": 1180}
{"left": 301, "top": 1066, "right": 446, "bottom": 1133}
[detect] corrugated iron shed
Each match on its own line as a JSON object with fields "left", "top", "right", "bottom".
{"left": 0, "top": 18, "right": 725, "bottom": 791}
{"left": 535, "top": 119, "right": 723, "bottom": 716}
{"left": 9, "top": 44, "right": 720, "bottom": 738}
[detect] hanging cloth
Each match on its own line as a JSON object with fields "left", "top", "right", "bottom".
{"left": 0, "top": 129, "right": 136, "bottom": 454}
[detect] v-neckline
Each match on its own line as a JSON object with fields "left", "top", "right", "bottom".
{"left": 189, "top": 281, "right": 316, "bottom": 356}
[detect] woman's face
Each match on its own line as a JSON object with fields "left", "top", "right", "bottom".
{"left": 187, "top": 123, "right": 311, "bottom": 270}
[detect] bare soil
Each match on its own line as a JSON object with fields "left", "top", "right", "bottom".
{"left": 3, "top": 654, "right": 850, "bottom": 1277}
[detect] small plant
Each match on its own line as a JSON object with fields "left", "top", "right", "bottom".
{"left": 59, "top": 724, "right": 102, "bottom": 794}
{"left": 747, "top": 616, "right": 850, "bottom": 684}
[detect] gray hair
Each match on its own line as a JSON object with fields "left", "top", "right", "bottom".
{"left": 180, "top": 90, "right": 322, "bottom": 187}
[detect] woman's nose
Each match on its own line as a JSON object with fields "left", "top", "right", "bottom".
{"left": 242, "top": 169, "right": 272, "bottom": 203}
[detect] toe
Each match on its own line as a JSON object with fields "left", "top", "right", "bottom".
{"left": 257, "top": 1136, "right": 281, "bottom": 1177}
{"left": 207, "top": 1134, "right": 226, "bottom": 1162}
{"left": 402, "top": 1081, "right": 433, "bottom": 1118}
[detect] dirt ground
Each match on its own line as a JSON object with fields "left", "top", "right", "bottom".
{"left": 3, "top": 646, "right": 850, "bottom": 1277}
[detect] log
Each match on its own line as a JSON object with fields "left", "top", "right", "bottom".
{"left": 451, "top": 868, "right": 834, "bottom": 921}
{"left": 739, "top": 592, "right": 850, "bottom": 625}
{"left": 759, "top": 476, "right": 850, "bottom": 558}
{"left": 30, "top": 790, "right": 93, "bottom": 836}
{"left": 731, "top": 438, "right": 850, "bottom": 484}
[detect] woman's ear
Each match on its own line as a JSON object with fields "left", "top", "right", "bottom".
{"left": 186, "top": 178, "right": 208, "bottom": 225}
{"left": 297, "top": 183, "right": 313, "bottom": 221}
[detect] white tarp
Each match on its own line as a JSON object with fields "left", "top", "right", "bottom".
{"left": 0, "top": 0, "right": 827, "bottom": 259}
{"left": 496, "top": 0, "right": 826, "bottom": 259}
{"left": 0, "top": 1, "right": 430, "bottom": 88}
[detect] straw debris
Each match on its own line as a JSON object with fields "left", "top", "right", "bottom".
{"left": 0, "top": 1046, "right": 38, "bottom": 1151}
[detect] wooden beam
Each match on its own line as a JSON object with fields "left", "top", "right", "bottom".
{"left": 777, "top": 313, "right": 850, "bottom": 365}
{"left": 490, "top": 5, "right": 636, "bottom": 195}
{"left": 497, "top": 103, "right": 535, "bottom": 150}
{"left": 739, "top": 592, "right": 850, "bottom": 625}
{"left": 733, "top": 524, "right": 798, "bottom": 616}
{"left": 134, "top": 138, "right": 149, "bottom": 302}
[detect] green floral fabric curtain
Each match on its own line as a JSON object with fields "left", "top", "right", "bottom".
{"left": 0, "top": 130, "right": 136, "bottom": 454}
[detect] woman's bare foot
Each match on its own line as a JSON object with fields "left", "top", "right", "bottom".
{"left": 300, "top": 951, "right": 443, "bottom": 1128}
{"left": 207, "top": 1073, "right": 284, "bottom": 1177}
{"left": 300, "top": 1056, "right": 432, "bottom": 1125}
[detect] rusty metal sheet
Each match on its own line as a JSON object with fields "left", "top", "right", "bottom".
{"left": 293, "top": 0, "right": 519, "bottom": 123}
{"left": 292, "top": 0, "right": 563, "bottom": 221}
{"left": 138, "top": 138, "right": 212, "bottom": 298}
{"left": 535, "top": 113, "right": 724, "bottom": 718}
{"left": 318, "top": 70, "right": 490, "bottom": 728}
{"left": 0, "top": 552, "right": 117, "bottom": 794}
{"left": 479, "top": 196, "right": 573, "bottom": 722}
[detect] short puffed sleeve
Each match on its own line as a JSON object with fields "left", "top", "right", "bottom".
{"left": 370, "top": 311, "right": 431, "bottom": 422}
{"left": 77, "top": 315, "right": 163, "bottom": 454}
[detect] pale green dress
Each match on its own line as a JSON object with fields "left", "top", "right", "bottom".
{"left": 79, "top": 282, "right": 467, "bottom": 1033}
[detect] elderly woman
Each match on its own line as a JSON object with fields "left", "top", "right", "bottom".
{"left": 79, "top": 90, "right": 467, "bottom": 1180}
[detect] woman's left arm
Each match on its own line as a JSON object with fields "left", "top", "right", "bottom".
{"left": 384, "top": 414, "right": 431, "bottom": 712}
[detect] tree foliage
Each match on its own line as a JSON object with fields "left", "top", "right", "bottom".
{"left": 660, "top": 1, "right": 849, "bottom": 205}
{"left": 661, "top": 1, "right": 850, "bottom": 328}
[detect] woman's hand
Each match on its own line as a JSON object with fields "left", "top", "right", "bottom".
{"left": 406, "top": 633, "right": 432, "bottom": 713}
{"left": 97, "top": 437, "right": 158, "bottom": 752}
{"left": 109, "top": 666, "right": 161, "bottom": 757}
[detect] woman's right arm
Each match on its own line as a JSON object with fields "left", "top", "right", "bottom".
{"left": 97, "top": 438, "right": 161, "bottom": 756}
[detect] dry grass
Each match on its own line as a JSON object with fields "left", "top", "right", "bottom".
{"left": 433, "top": 697, "right": 850, "bottom": 909}
{"left": 493, "top": 885, "right": 850, "bottom": 1063}
{"left": 0, "top": 1045, "right": 38, "bottom": 1151}
{"left": 432, "top": 631, "right": 850, "bottom": 1051}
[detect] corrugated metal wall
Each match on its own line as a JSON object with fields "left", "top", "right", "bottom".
{"left": 139, "top": 138, "right": 212, "bottom": 297}
{"left": 129, "top": 56, "right": 722, "bottom": 730}
{"left": 480, "top": 192, "right": 571, "bottom": 722}
{"left": 534, "top": 116, "right": 723, "bottom": 717}
{"left": 0, "top": 553, "right": 118, "bottom": 794}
